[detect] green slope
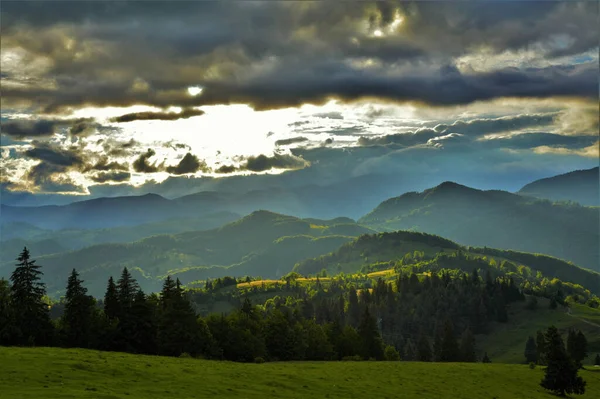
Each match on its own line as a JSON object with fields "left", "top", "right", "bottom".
{"left": 1, "top": 347, "right": 598, "bottom": 399}
{"left": 518, "top": 167, "right": 599, "bottom": 206}
{"left": 0, "top": 211, "right": 374, "bottom": 297}
{"left": 359, "top": 182, "right": 600, "bottom": 271}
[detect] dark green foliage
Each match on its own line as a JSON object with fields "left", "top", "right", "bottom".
{"left": 524, "top": 336, "right": 538, "bottom": 364}
{"left": 459, "top": 328, "right": 477, "bottom": 362}
{"left": 594, "top": 353, "right": 600, "bottom": 366}
{"left": 567, "top": 329, "right": 588, "bottom": 369}
{"left": 540, "top": 326, "right": 586, "bottom": 396}
{"left": 61, "top": 269, "right": 97, "bottom": 348}
{"left": 9, "top": 247, "right": 54, "bottom": 346}
{"left": 439, "top": 320, "right": 460, "bottom": 362}
{"left": 0, "top": 278, "right": 17, "bottom": 345}
{"left": 384, "top": 345, "right": 400, "bottom": 361}
{"left": 536, "top": 330, "right": 547, "bottom": 365}
{"left": 482, "top": 352, "right": 491, "bottom": 363}
{"left": 103, "top": 277, "right": 118, "bottom": 320}
{"left": 357, "top": 307, "right": 384, "bottom": 360}
{"left": 417, "top": 334, "right": 432, "bottom": 362}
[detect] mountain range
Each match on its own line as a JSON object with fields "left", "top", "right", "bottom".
{"left": 518, "top": 167, "right": 599, "bottom": 206}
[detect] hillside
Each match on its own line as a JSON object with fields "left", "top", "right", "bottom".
{"left": 2, "top": 347, "right": 599, "bottom": 399}
{"left": 293, "top": 231, "right": 600, "bottom": 295}
{"left": 0, "top": 211, "right": 375, "bottom": 297}
{"left": 518, "top": 167, "right": 600, "bottom": 206}
{"left": 0, "top": 212, "right": 240, "bottom": 262}
{"left": 359, "top": 182, "right": 599, "bottom": 271}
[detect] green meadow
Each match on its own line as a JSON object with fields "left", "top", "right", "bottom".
{"left": 1, "top": 347, "right": 599, "bottom": 399}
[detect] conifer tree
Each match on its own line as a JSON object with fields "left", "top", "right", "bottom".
{"left": 357, "top": 307, "right": 384, "bottom": 360}
{"left": 10, "top": 247, "right": 53, "bottom": 345}
{"left": 567, "top": 330, "right": 588, "bottom": 369}
{"left": 482, "top": 352, "right": 491, "bottom": 363}
{"left": 440, "top": 320, "right": 460, "bottom": 362}
{"left": 524, "top": 336, "right": 538, "bottom": 363}
{"left": 459, "top": 328, "right": 477, "bottom": 362}
{"left": 417, "top": 334, "right": 432, "bottom": 361}
{"left": 62, "top": 269, "right": 96, "bottom": 348}
{"left": 536, "top": 330, "right": 547, "bottom": 365}
{"left": 347, "top": 287, "right": 360, "bottom": 328}
{"left": 0, "top": 278, "right": 16, "bottom": 345}
{"left": 103, "top": 276, "right": 119, "bottom": 320}
{"left": 403, "top": 338, "right": 417, "bottom": 361}
{"left": 540, "top": 326, "right": 586, "bottom": 396}
{"left": 594, "top": 353, "right": 600, "bottom": 366}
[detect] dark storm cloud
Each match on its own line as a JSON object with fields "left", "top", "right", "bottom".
{"left": 1, "top": 2, "right": 597, "bottom": 113}
{"left": 83, "top": 156, "right": 129, "bottom": 172}
{"left": 358, "top": 128, "right": 438, "bottom": 147}
{"left": 275, "top": 137, "right": 309, "bottom": 146}
{"left": 132, "top": 149, "right": 162, "bottom": 173}
{"left": 165, "top": 152, "right": 209, "bottom": 175}
{"left": 241, "top": 153, "right": 309, "bottom": 172}
{"left": 434, "top": 113, "right": 558, "bottom": 136}
{"left": 1, "top": 118, "right": 97, "bottom": 138}
{"left": 215, "top": 164, "right": 237, "bottom": 174}
{"left": 109, "top": 108, "right": 205, "bottom": 123}
{"left": 24, "top": 142, "right": 85, "bottom": 167}
{"left": 90, "top": 171, "right": 131, "bottom": 183}
{"left": 103, "top": 138, "right": 138, "bottom": 157}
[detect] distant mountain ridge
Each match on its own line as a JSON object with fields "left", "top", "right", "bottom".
{"left": 359, "top": 181, "right": 599, "bottom": 271}
{"left": 518, "top": 167, "right": 599, "bottom": 206}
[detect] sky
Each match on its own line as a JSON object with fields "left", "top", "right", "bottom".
{"left": 1, "top": 1, "right": 598, "bottom": 205}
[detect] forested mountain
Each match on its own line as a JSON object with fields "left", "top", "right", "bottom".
{"left": 518, "top": 167, "right": 599, "bottom": 206}
{"left": 0, "top": 212, "right": 240, "bottom": 262}
{"left": 359, "top": 182, "right": 599, "bottom": 271}
{"left": 0, "top": 211, "right": 375, "bottom": 296}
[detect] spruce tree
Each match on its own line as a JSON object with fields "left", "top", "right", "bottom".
{"left": 524, "top": 336, "right": 538, "bottom": 364}
{"left": 459, "top": 328, "right": 477, "bottom": 362}
{"left": 129, "top": 289, "right": 157, "bottom": 354}
{"left": 594, "top": 353, "right": 600, "bottom": 366}
{"left": 62, "top": 269, "right": 96, "bottom": 348}
{"left": 482, "top": 352, "right": 491, "bottom": 363}
{"left": 103, "top": 276, "right": 119, "bottom": 320}
{"left": 357, "top": 307, "right": 384, "bottom": 360}
{"left": 536, "top": 330, "right": 547, "bottom": 365}
{"left": 440, "top": 320, "right": 460, "bottom": 362}
{"left": 10, "top": 247, "right": 53, "bottom": 345}
{"left": 417, "top": 334, "right": 432, "bottom": 362}
{"left": 347, "top": 287, "right": 360, "bottom": 328}
{"left": 0, "top": 278, "right": 16, "bottom": 345}
{"left": 567, "top": 330, "right": 588, "bottom": 369}
{"left": 540, "top": 326, "right": 586, "bottom": 396}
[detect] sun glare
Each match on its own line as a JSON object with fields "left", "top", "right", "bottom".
{"left": 187, "top": 86, "right": 203, "bottom": 96}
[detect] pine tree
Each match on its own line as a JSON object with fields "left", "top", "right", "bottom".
{"left": 62, "top": 269, "right": 96, "bottom": 348}
{"left": 417, "top": 334, "right": 432, "bottom": 362}
{"left": 524, "top": 336, "right": 538, "bottom": 364}
{"left": 540, "top": 326, "right": 586, "bottom": 396}
{"left": 459, "top": 328, "right": 477, "bottom": 362}
{"left": 116, "top": 267, "right": 139, "bottom": 315}
{"left": 103, "top": 276, "right": 119, "bottom": 320}
{"left": 0, "top": 278, "right": 16, "bottom": 345}
{"left": 403, "top": 339, "right": 417, "bottom": 361}
{"left": 357, "top": 307, "right": 384, "bottom": 360}
{"left": 129, "top": 289, "right": 157, "bottom": 354}
{"left": 567, "top": 330, "right": 588, "bottom": 369}
{"left": 482, "top": 352, "right": 491, "bottom": 363}
{"left": 440, "top": 320, "right": 460, "bottom": 362}
{"left": 536, "top": 330, "right": 547, "bottom": 365}
{"left": 10, "top": 247, "right": 53, "bottom": 345}
{"left": 433, "top": 327, "right": 444, "bottom": 362}
{"left": 594, "top": 353, "right": 600, "bottom": 366}
{"left": 347, "top": 287, "right": 360, "bottom": 328}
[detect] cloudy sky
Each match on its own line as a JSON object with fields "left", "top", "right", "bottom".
{"left": 1, "top": 1, "right": 598, "bottom": 204}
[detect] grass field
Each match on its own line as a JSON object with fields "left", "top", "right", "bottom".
{"left": 1, "top": 347, "right": 599, "bottom": 399}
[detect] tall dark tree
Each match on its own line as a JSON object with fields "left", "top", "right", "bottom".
{"left": 567, "top": 330, "right": 588, "bottom": 369}
{"left": 103, "top": 276, "right": 119, "bottom": 320}
{"left": 157, "top": 277, "right": 200, "bottom": 356}
{"left": 357, "top": 307, "right": 384, "bottom": 360}
{"left": 524, "top": 336, "right": 538, "bottom": 364}
{"left": 62, "top": 269, "right": 96, "bottom": 348}
{"left": 347, "top": 287, "right": 360, "bottom": 328}
{"left": 440, "top": 320, "right": 460, "bottom": 362}
{"left": 0, "top": 278, "right": 16, "bottom": 345}
{"left": 536, "top": 330, "right": 547, "bottom": 365}
{"left": 10, "top": 248, "right": 53, "bottom": 345}
{"left": 459, "top": 328, "right": 477, "bottom": 362}
{"left": 540, "top": 326, "right": 586, "bottom": 396}
{"left": 594, "top": 353, "right": 600, "bottom": 366}
{"left": 482, "top": 352, "right": 491, "bottom": 363}
{"left": 128, "top": 289, "right": 157, "bottom": 354}
{"left": 116, "top": 267, "right": 139, "bottom": 315}
{"left": 417, "top": 334, "right": 432, "bottom": 362}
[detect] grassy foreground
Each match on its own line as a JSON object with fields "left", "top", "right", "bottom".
{"left": 1, "top": 347, "right": 599, "bottom": 399}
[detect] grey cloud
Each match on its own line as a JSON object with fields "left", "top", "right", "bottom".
{"left": 275, "top": 137, "right": 309, "bottom": 146}
{"left": 132, "top": 149, "right": 162, "bottom": 173}
{"left": 358, "top": 128, "right": 438, "bottom": 147}
{"left": 24, "top": 142, "right": 85, "bottom": 167}
{"left": 165, "top": 152, "right": 209, "bottom": 175}
{"left": 90, "top": 171, "right": 131, "bottom": 183}
{"left": 480, "top": 133, "right": 598, "bottom": 151}
{"left": 434, "top": 113, "right": 557, "bottom": 136}
{"left": 314, "top": 112, "right": 344, "bottom": 120}
{"left": 241, "top": 153, "right": 309, "bottom": 172}
{"left": 83, "top": 156, "right": 129, "bottom": 172}
{"left": 109, "top": 108, "right": 205, "bottom": 123}
{"left": 215, "top": 164, "right": 237, "bottom": 174}
{"left": 2, "top": 117, "right": 101, "bottom": 139}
